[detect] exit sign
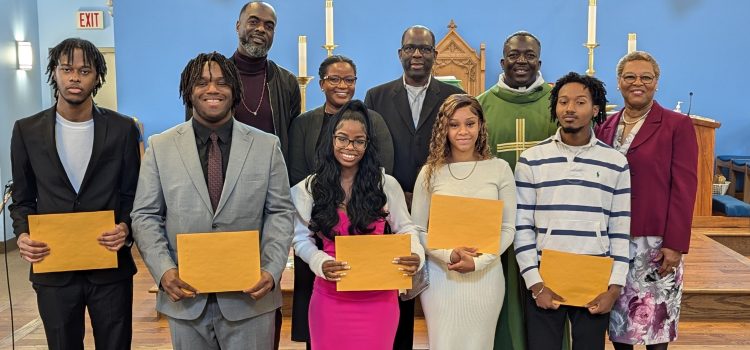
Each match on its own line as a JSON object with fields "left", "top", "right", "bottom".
{"left": 77, "top": 11, "right": 104, "bottom": 29}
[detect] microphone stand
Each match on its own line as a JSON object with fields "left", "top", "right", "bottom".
{"left": 2, "top": 181, "right": 16, "bottom": 349}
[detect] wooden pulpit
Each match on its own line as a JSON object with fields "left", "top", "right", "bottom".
{"left": 692, "top": 117, "right": 721, "bottom": 216}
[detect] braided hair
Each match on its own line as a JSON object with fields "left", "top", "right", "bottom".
{"left": 549, "top": 72, "right": 608, "bottom": 125}
{"left": 46, "top": 38, "right": 107, "bottom": 100}
{"left": 179, "top": 52, "right": 243, "bottom": 119}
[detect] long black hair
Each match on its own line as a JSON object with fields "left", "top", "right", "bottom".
{"left": 308, "top": 100, "right": 388, "bottom": 240}
{"left": 549, "top": 71, "right": 608, "bottom": 125}
{"left": 46, "top": 38, "right": 107, "bottom": 100}
{"left": 179, "top": 52, "right": 243, "bottom": 120}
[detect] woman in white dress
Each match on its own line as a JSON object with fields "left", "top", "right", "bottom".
{"left": 412, "top": 94, "right": 516, "bottom": 349}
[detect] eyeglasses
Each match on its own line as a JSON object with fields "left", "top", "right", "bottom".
{"left": 400, "top": 44, "right": 435, "bottom": 55}
{"left": 620, "top": 73, "right": 656, "bottom": 85}
{"left": 333, "top": 135, "right": 368, "bottom": 150}
{"left": 323, "top": 75, "right": 357, "bottom": 86}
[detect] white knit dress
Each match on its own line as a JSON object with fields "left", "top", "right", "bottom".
{"left": 411, "top": 158, "right": 516, "bottom": 350}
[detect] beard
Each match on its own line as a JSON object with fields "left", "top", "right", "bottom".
{"left": 240, "top": 37, "right": 270, "bottom": 58}
{"left": 561, "top": 125, "right": 586, "bottom": 134}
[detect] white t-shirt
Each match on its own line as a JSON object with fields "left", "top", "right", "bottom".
{"left": 55, "top": 113, "right": 94, "bottom": 193}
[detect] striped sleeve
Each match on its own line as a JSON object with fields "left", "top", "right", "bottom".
{"left": 514, "top": 159, "right": 542, "bottom": 289}
{"left": 607, "top": 165, "right": 631, "bottom": 286}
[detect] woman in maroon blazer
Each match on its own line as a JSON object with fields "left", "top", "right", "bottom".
{"left": 595, "top": 51, "right": 698, "bottom": 350}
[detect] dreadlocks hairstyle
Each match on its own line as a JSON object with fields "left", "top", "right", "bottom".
{"left": 549, "top": 72, "right": 608, "bottom": 126}
{"left": 317, "top": 54, "right": 357, "bottom": 80}
{"left": 308, "top": 100, "right": 388, "bottom": 240}
{"left": 179, "top": 52, "right": 243, "bottom": 120}
{"left": 46, "top": 38, "right": 107, "bottom": 100}
{"left": 422, "top": 94, "right": 492, "bottom": 190}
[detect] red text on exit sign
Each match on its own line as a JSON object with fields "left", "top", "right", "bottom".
{"left": 77, "top": 11, "right": 104, "bottom": 29}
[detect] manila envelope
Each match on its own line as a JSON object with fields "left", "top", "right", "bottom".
{"left": 335, "top": 234, "right": 412, "bottom": 292}
{"left": 177, "top": 231, "right": 260, "bottom": 293}
{"left": 539, "top": 249, "right": 614, "bottom": 307}
{"left": 427, "top": 194, "right": 503, "bottom": 254}
{"left": 30, "top": 210, "right": 118, "bottom": 273}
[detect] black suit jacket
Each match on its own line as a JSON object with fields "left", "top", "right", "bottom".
{"left": 287, "top": 105, "right": 395, "bottom": 186}
{"left": 365, "top": 77, "right": 464, "bottom": 193}
{"left": 9, "top": 105, "right": 141, "bottom": 286}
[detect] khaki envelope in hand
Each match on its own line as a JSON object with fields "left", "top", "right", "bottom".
{"left": 427, "top": 194, "right": 503, "bottom": 254}
{"left": 335, "top": 234, "right": 412, "bottom": 292}
{"left": 30, "top": 210, "right": 118, "bottom": 273}
{"left": 177, "top": 231, "right": 260, "bottom": 293}
{"left": 539, "top": 249, "right": 614, "bottom": 307}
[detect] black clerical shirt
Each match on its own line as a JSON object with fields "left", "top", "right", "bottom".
{"left": 192, "top": 118, "right": 232, "bottom": 186}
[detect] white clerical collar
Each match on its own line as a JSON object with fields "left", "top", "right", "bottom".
{"left": 496, "top": 72, "right": 545, "bottom": 93}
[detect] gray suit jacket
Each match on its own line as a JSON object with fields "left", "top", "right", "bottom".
{"left": 131, "top": 119, "right": 294, "bottom": 321}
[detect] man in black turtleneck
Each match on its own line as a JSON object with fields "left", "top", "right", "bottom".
{"left": 201, "top": 1, "right": 300, "bottom": 161}
{"left": 233, "top": 3, "right": 300, "bottom": 348}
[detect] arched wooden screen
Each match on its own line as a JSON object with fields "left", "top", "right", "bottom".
{"left": 433, "top": 20, "right": 486, "bottom": 96}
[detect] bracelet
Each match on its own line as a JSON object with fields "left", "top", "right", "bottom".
{"left": 531, "top": 285, "right": 545, "bottom": 300}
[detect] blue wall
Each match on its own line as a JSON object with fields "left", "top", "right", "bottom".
{"left": 1, "top": 0, "right": 43, "bottom": 240}
{"left": 115, "top": 0, "right": 748, "bottom": 155}
{"left": 36, "top": 0, "right": 115, "bottom": 107}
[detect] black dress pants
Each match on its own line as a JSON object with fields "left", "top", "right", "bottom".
{"left": 33, "top": 274, "right": 133, "bottom": 350}
{"left": 392, "top": 298, "right": 415, "bottom": 350}
{"left": 525, "top": 293, "right": 609, "bottom": 350}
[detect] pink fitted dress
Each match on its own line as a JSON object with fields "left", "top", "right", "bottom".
{"left": 308, "top": 210, "right": 399, "bottom": 350}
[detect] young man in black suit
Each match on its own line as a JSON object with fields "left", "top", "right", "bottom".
{"left": 9, "top": 38, "right": 141, "bottom": 349}
{"left": 364, "top": 25, "right": 464, "bottom": 350}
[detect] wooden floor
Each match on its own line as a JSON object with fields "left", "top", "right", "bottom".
{"left": 1, "top": 219, "right": 750, "bottom": 349}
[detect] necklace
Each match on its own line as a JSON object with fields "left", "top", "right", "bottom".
{"left": 447, "top": 161, "right": 478, "bottom": 181}
{"left": 621, "top": 108, "right": 651, "bottom": 125}
{"left": 240, "top": 71, "right": 267, "bottom": 116}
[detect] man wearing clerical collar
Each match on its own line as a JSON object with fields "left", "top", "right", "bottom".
{"left": 231, "top": 1, "right": 300, "bottom": 160}
{"left": 478, "top": 31, "right": 558, "bottom": 171}
{"left": 477, "top": 31, "right": 559, "bottom": 350}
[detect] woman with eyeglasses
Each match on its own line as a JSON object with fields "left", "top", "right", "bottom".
{"left": 288, "top": 55, "right": 394, "bottom": 348}
{"left": 595, "top": 51, "right": 698, "bottom": 350}
{"left": 291, "top": 100, "right": 423, "bottom": 349}
{"left": 288, "top": 55, "right": 393, "bottom": 187}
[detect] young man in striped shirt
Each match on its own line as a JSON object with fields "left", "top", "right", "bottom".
{"left": 514, "top": 72, "right": 631, "bottom": 350}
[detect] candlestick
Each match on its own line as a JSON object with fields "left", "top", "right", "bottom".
{"left": 627, "top": 33, "right": 637, "bottom": 54}
{"left": 298, "top": 36, "right": 307, "bottom": 77}
{"left": 587, "top": 0, "right": 597, "bottom": 45}
{"left": 584, "top": 42, "right": 599, "bottom": 77}
{"left": 325, "top": 0, "right": 334, "bottom": 46}
{"left": 296, "top": 76, "right": 314, "bottom": 112}
{"left": 322, "top": 43, "right": 338, "bottom": 57}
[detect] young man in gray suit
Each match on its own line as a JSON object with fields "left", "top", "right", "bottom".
{"left": 131, "top": 52, "right": 294, "bottom": 350}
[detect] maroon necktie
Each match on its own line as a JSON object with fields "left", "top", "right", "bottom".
{"left": 208, "top": 132, "right": 223, "bottom": 211}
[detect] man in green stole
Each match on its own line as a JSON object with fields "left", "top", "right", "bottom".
{"left": 478, "top": 31, "right": 558, "bottom": 350}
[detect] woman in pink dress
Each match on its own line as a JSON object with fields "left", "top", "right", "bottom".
{"left": 291, "top": 100, "right": 424, "bottom": 350}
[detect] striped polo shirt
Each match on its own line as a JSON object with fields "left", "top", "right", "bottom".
{"left": 513, "top": 128, "right": 631, "bottom": 289}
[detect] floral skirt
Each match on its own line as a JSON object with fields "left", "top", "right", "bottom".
{"left": 609, "top": 236, "right": 684, "bottom": 345}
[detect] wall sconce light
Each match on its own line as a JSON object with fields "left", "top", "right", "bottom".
{"left": 16, "top": 41, "right": 33, "bottom": 70}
